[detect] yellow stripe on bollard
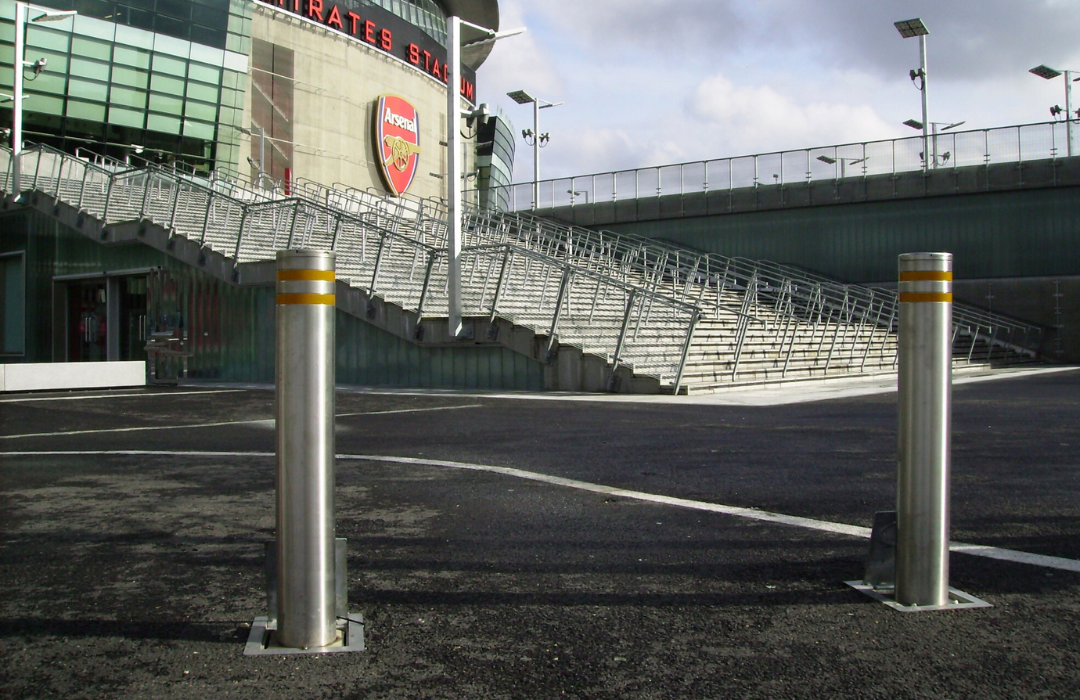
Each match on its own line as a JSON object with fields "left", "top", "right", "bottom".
{"left": 899, "top": 292, "right": 953, "bottom": 303}
{"left": 276, "top": 293, "right": 336, "bottom": 305}
{"left": 899, "top": 271, "right": 953, "bottom": 282}
{"left": 276, "top": 269, "right": 336, "bottom": 282}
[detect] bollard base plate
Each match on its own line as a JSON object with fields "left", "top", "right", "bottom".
{"left": 244, "top": 614, "right": 365, "bottom": 656}
{"left": 845, "top": 581, "right": 992, "bottom": 613}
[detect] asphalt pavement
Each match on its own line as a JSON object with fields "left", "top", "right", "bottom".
{"left": 1, "top": 368, "right": 1078, "bottom": 699}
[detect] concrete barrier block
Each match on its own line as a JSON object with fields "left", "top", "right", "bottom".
{"left": 1, "top": 361, "right": 146, "bottom": 392}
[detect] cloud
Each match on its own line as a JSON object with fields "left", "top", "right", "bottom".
{"left": 687, "top": 74, "right": 895, "bottom": 155}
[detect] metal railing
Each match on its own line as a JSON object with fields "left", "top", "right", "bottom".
{"left": 2, "top": 143, "right": 705, "bottom": 387}
{"left": 472, "top": 120, "right": 1076, "bottom": 212}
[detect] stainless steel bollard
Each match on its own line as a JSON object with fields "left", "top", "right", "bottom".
{"left": 896, "top": 252, "right": 952, "bottom": 607}
{"left": 276, "top": 249, "right": 337, "bottom": 648}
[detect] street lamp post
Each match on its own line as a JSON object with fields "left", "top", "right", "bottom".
{"left": 507, "top": 90, "right": 562, "bottom": 209}
{"left": 1030, "top": 64, "right": 1080, "bottom": 157}
{"left": 446, "top": 18, "right": 525, "bottom": 338}
{"left": 903, "top": 119, "right": 965, "bottom": 168}
{"left": 816, "top": 155, "right": 868, "bottom": 178}
{"left": 11, "top": 2, "right": 77, "bottom": 197}
{"left": 895, "top": 18, "right": 930, "bottom": 173}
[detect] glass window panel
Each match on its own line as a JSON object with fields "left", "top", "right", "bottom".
{"left": 73, "top": 0, "right": 113, "bottom": 19}
{"left": 108, "top": 105, "right": 145, "bottom": 128}
{"left": 111, "top": 86, "right": 148, "bottom": 109}
{"left": 115, "top": 6, "right": 154, "bottom": 32}
{"left": 189, "top": 43, "right": 224, "bottom": 67}
{"left": 35, "top": 52, "right": 70, "bottom": 74}
{"left": 71, "top": 14, "right": 114, "bottom": 40}
{"left": 67, "top": 78, "right": 108, "bottom": 102}
{"left": 26, "top": 72, "right": 66, "bottom": 95}
{"left": 186, "top": 82, "right": 218, "bottom": 103}
{"left": 153, "top": 32, "right": 190, "bottom": 58}
{"left": 66, "top": 99, "right": 106, "bottom": 121}
{"left": 111, "top": 65, "right": 149, "bottom": 89}
{"left": 222, "top": 50, "right": 246, "bottom": 73}
{"left": 70, "top": 58, "right": 110, "bottom": 81}
{"left": 183, "top": 119, "right": 215, "bottom": 140}
{"left": 26, "top": 27, "right": 71, "bottom": 52}
{"left": 0, "top": 22, "right": 14, "bottom": 43}
{"left": 188, "top": 63, "right": 220, "bottom": 85}
{"left": 152, "top": 53, "right": 187, "bottom": 77}
{"left": 220, "top": 70, "right": 239, "bottom": 90}
{"left": 114, "top": 46, "right": 151, "bottom": 69}
{"left": 155, "top": 14, "right": 188, "bottom": 40}
{"left": 225, "top": 32, "right": 242, "bottom": 54}
{"left": 150, "top": 73, "right": 185, "bottom": 95}
{"left": 190, "top": 24, "right": 226, "bottom": 49}
{"left": 114, "top": 24, "right": 154, "bottom": 50}
{"left": 184, "top": 100, "right": 217, "bottom": 121}
{"left": 198, "top": 0, "right": 231, "bottom": 12}
{"left": 149, "top": 93, "right": 184, "bottom": 114}
{"left": 71, "top": 36, "right": 112, "bottom": 61}
{"left": 192, "top": 6, "right": 227, "bottom": 28}
{"left": 24, "top": 93, "right": 63, "bottom": 115}
{"left": 157, "top": 0, "right": 192, "bottom": 20}
{"left": 147, "top": 113, "right": 182, "bottom": 134}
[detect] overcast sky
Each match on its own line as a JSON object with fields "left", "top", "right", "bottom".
{"left": 474, "top": 0, "right": 1080, "bottom": 185}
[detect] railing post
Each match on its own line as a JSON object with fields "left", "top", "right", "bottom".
{"left": 286, "top": 201, "right": 301, "bottom": 249}
{"left": 672, "top": 309, "right": 700, "bottom": 394}
{"left": 200, "top": 189, "right": 215, "bottom": 245}
{"left": 369, "top": 232, "right": 387, "bottom": 293}
{"left": 487, "top": 246, "right": 513, "bottom": 323}
{"left": 102, "top": 173, "right": 115, "bottom": 222}
{"left": 607, "top": 289, "right": 638, "bottom": 391}
{"left": 414, "top": 251, "right": 437, "bottom": 323}
{"left": 544, "top": 266, "right": 572, "bottom": 363}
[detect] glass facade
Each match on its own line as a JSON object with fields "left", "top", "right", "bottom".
{"left": 0, "top": 0, "right": 251, "bottom": 174}
{"left": 369, "top": 0, "right": 447, "bottom": 43}
{"left": 476, "top": 109, "right": 515, "bottom": 210}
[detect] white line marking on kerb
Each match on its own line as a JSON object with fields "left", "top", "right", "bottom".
{"left": 0, "top": 404, "right": 482, "bottom": 440}
{"left": 2, "top": 449, "right": 1078, "bottom": 575}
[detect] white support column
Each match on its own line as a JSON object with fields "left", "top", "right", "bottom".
{"left": 446, "top": 15, "right": 463, "bottom": 338}
{"left": 12, "top": 2, "right": 26, "bottom": 196}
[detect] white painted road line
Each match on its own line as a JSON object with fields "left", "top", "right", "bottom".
{"left": 0, "top": 404, "right": 483, "bottom": 440}
{"left": 0, "top": 389, "right": 247, "bottom": 403}
{"left": 3, "top": 449, "right": 1078, "bottom": 575}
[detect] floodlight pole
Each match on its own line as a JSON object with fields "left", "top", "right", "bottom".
{"left": 12, "top": 1, "right": 26, "bottom": 197}
{"left": 919, "top": 35, "right": 930, "bottom": 171}
{"left": 1066, "top": 70, "right": 1075, "bottom": 158}
{"left": 447, "top": 15, "right": 463, "bottom": 338}
{"left": 446, "top": 19, "right": 526, "bottom": 339}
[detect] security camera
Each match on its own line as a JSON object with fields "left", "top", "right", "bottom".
{"left": 32, "top": 57, "right": 47, "bottom": 76}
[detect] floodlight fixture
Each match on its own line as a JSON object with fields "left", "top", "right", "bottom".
{"left": 1030, "top": 64, "right": 1063, "bottom": 80}
{"left": 904, "top": 119, "right": 924, "bottom": 130}
{"left": 508, "top": 88, "right": 563, "bottom": 210}
{"left": 940, "top": 120, "right": 966, "bottom": 131}
{"left": 894, "top": 18, "right": 928, "bottom": 38}
{"left": 1029, "top": 63, "right": 1080, "bottom": 155}
{"left": 816, "top": 155, "right": 837, "bottom": 164}
{"left": 507, "top": 90, "right": 535, "bottom": 105}
{"left": 31, "top": 9, "right": 76, "bottom": 22}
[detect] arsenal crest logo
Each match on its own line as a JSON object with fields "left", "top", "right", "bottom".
{"left": 375, "top": 95, "right": 421, "bottom": 197}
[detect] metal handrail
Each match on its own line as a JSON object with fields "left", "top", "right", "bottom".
{"left": 468, "top": 119, "right": 1074, "bottom": 211}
